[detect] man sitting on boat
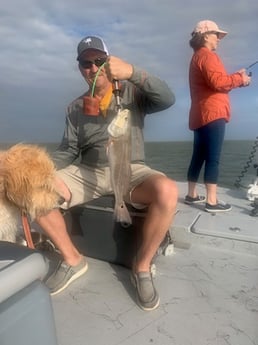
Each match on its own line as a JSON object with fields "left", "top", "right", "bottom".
{"left": 36, "top": 35, "right": 178, "bottom": 311}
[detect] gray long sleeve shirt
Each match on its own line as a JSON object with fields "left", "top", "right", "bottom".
{"left": 52, "top": 66, "right": 175, "bottom": 170}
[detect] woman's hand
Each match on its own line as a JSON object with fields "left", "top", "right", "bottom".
{"left": 238, "top": 68, "right": 252, "bottom": 86}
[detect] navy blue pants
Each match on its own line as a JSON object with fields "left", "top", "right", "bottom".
{"left": 187, "top": 119, "right": 226, "bottom": 184}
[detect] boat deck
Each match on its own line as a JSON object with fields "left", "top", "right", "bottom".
{"left": 51, "top": 182, "right": 258, "bottom": 345}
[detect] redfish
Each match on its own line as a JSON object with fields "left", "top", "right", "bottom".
{"left": 107, "top": 109, "right": 132, "bottom": 226}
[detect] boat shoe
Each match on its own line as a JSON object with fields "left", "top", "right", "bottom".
{"left": 45, "top": 256, "right": 88, "bottom": 296}
{"left": 184, "top": 195, "right": 206, "bottom": 204}
{"left": 131, "top": 271, "right": 160, "bottom": 311}
{"left": 205, "top": 202, "right": 232, "bottom": 213}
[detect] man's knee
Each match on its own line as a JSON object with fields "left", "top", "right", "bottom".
{"left": 154, "top": 177, "right": 178, "bottom": 208}
{"left": 54, "top": 175, "right": 71, "bottom": 202}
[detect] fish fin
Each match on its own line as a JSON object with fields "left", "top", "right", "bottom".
{"left": 114, "top": 201, "right": 132, "bottom": 227}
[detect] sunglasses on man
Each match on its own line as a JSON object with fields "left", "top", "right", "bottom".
{"left": 79, "top": 57, "right": 107, "bottom": 69}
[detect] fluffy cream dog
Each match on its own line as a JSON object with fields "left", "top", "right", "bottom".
{"left": 0, "top": 198, "right": 21, "bottom": 242}
{"left": 0, "top": 143, "right": 61, "bottom": 243}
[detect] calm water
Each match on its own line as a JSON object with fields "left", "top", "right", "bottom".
{"left": 1, "top": 140, "right": 258, "bottom": 189}
{"left": 144, "top": 140, "right": 258, "bottom": 189}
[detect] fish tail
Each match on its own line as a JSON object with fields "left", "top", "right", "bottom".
{"left": 114, "top": 201, "right": 132, "bottom": 227}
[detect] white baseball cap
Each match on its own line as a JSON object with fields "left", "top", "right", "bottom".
{"left": 192, "top": 20, "right": 227, "bottom": 39}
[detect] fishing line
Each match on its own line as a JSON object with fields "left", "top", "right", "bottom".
{"left": 234, "top": 62, "right": 258, "bottom": 188}
{"left": 91, "top": 62, "right": 106, "bottom": 97}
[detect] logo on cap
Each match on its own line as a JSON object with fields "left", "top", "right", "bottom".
{"left": 84, "top": 38, "right": 92, "bottom": 45}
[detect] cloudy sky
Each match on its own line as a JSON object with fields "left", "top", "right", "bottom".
{"left": 0, "top": 0, "right": 257, "bottom": 143}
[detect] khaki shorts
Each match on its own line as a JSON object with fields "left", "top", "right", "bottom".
{"left": 56, "top": 163, "right": 164, "bottom": 209}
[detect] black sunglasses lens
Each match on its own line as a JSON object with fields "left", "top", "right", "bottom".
{"left": 79, "top": 57, "right": 106, "bottom": 69}
{"left": 94, "top": 57, "right": 107, "bottom": 67}
{"left": 79, "top": 61, "right": 92, "bottom": 68}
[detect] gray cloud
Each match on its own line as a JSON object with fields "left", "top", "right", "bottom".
{"left": 0, "top": 0, "right": 258, "bottom": 142}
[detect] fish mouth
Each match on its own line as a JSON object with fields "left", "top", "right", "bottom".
{"left": 119, "top": 221, "right": 132, "bottom": 229}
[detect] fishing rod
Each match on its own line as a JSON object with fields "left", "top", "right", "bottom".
{"left": 246, "top": 60, "right": 258, "bottom": 76}
{"left": 246, "top": 61, "right": 258, "bottom": 70}
{"left": 234, "top": 62, "right": 258, "bottom": 190}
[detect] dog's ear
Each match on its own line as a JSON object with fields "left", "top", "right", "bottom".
{"left": 29, "top": 189, "right": 60, "bottom": 219}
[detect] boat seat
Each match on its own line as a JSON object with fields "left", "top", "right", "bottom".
{"left": 64, "top": 195, "right": 172, "bottom": 268}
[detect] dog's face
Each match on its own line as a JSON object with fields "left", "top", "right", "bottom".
{"left": 0, "top": 144, "right": 61, "bottom": 219}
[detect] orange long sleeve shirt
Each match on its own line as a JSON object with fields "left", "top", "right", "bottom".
{"left": 189, "top": 47, "right": 244, "bottom": 130}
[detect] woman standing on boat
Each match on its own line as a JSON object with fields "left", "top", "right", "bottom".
{"left": 185, "top": 20, "right": 251, "bottom": 212}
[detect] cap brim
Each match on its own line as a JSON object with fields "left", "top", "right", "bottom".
{"left": 217, "top": 30, "right": 227, "bottom": 39}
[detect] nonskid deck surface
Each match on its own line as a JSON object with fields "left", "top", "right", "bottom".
{"left": 174, "top": 182, "right": 258, "bottom": 253}
{"left": 51, "top": 182, "right": 258, "bottom": 345}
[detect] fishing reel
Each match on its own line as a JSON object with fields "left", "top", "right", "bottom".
{"left": 112, "top": 79, "right": 122, "bottom": 111}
